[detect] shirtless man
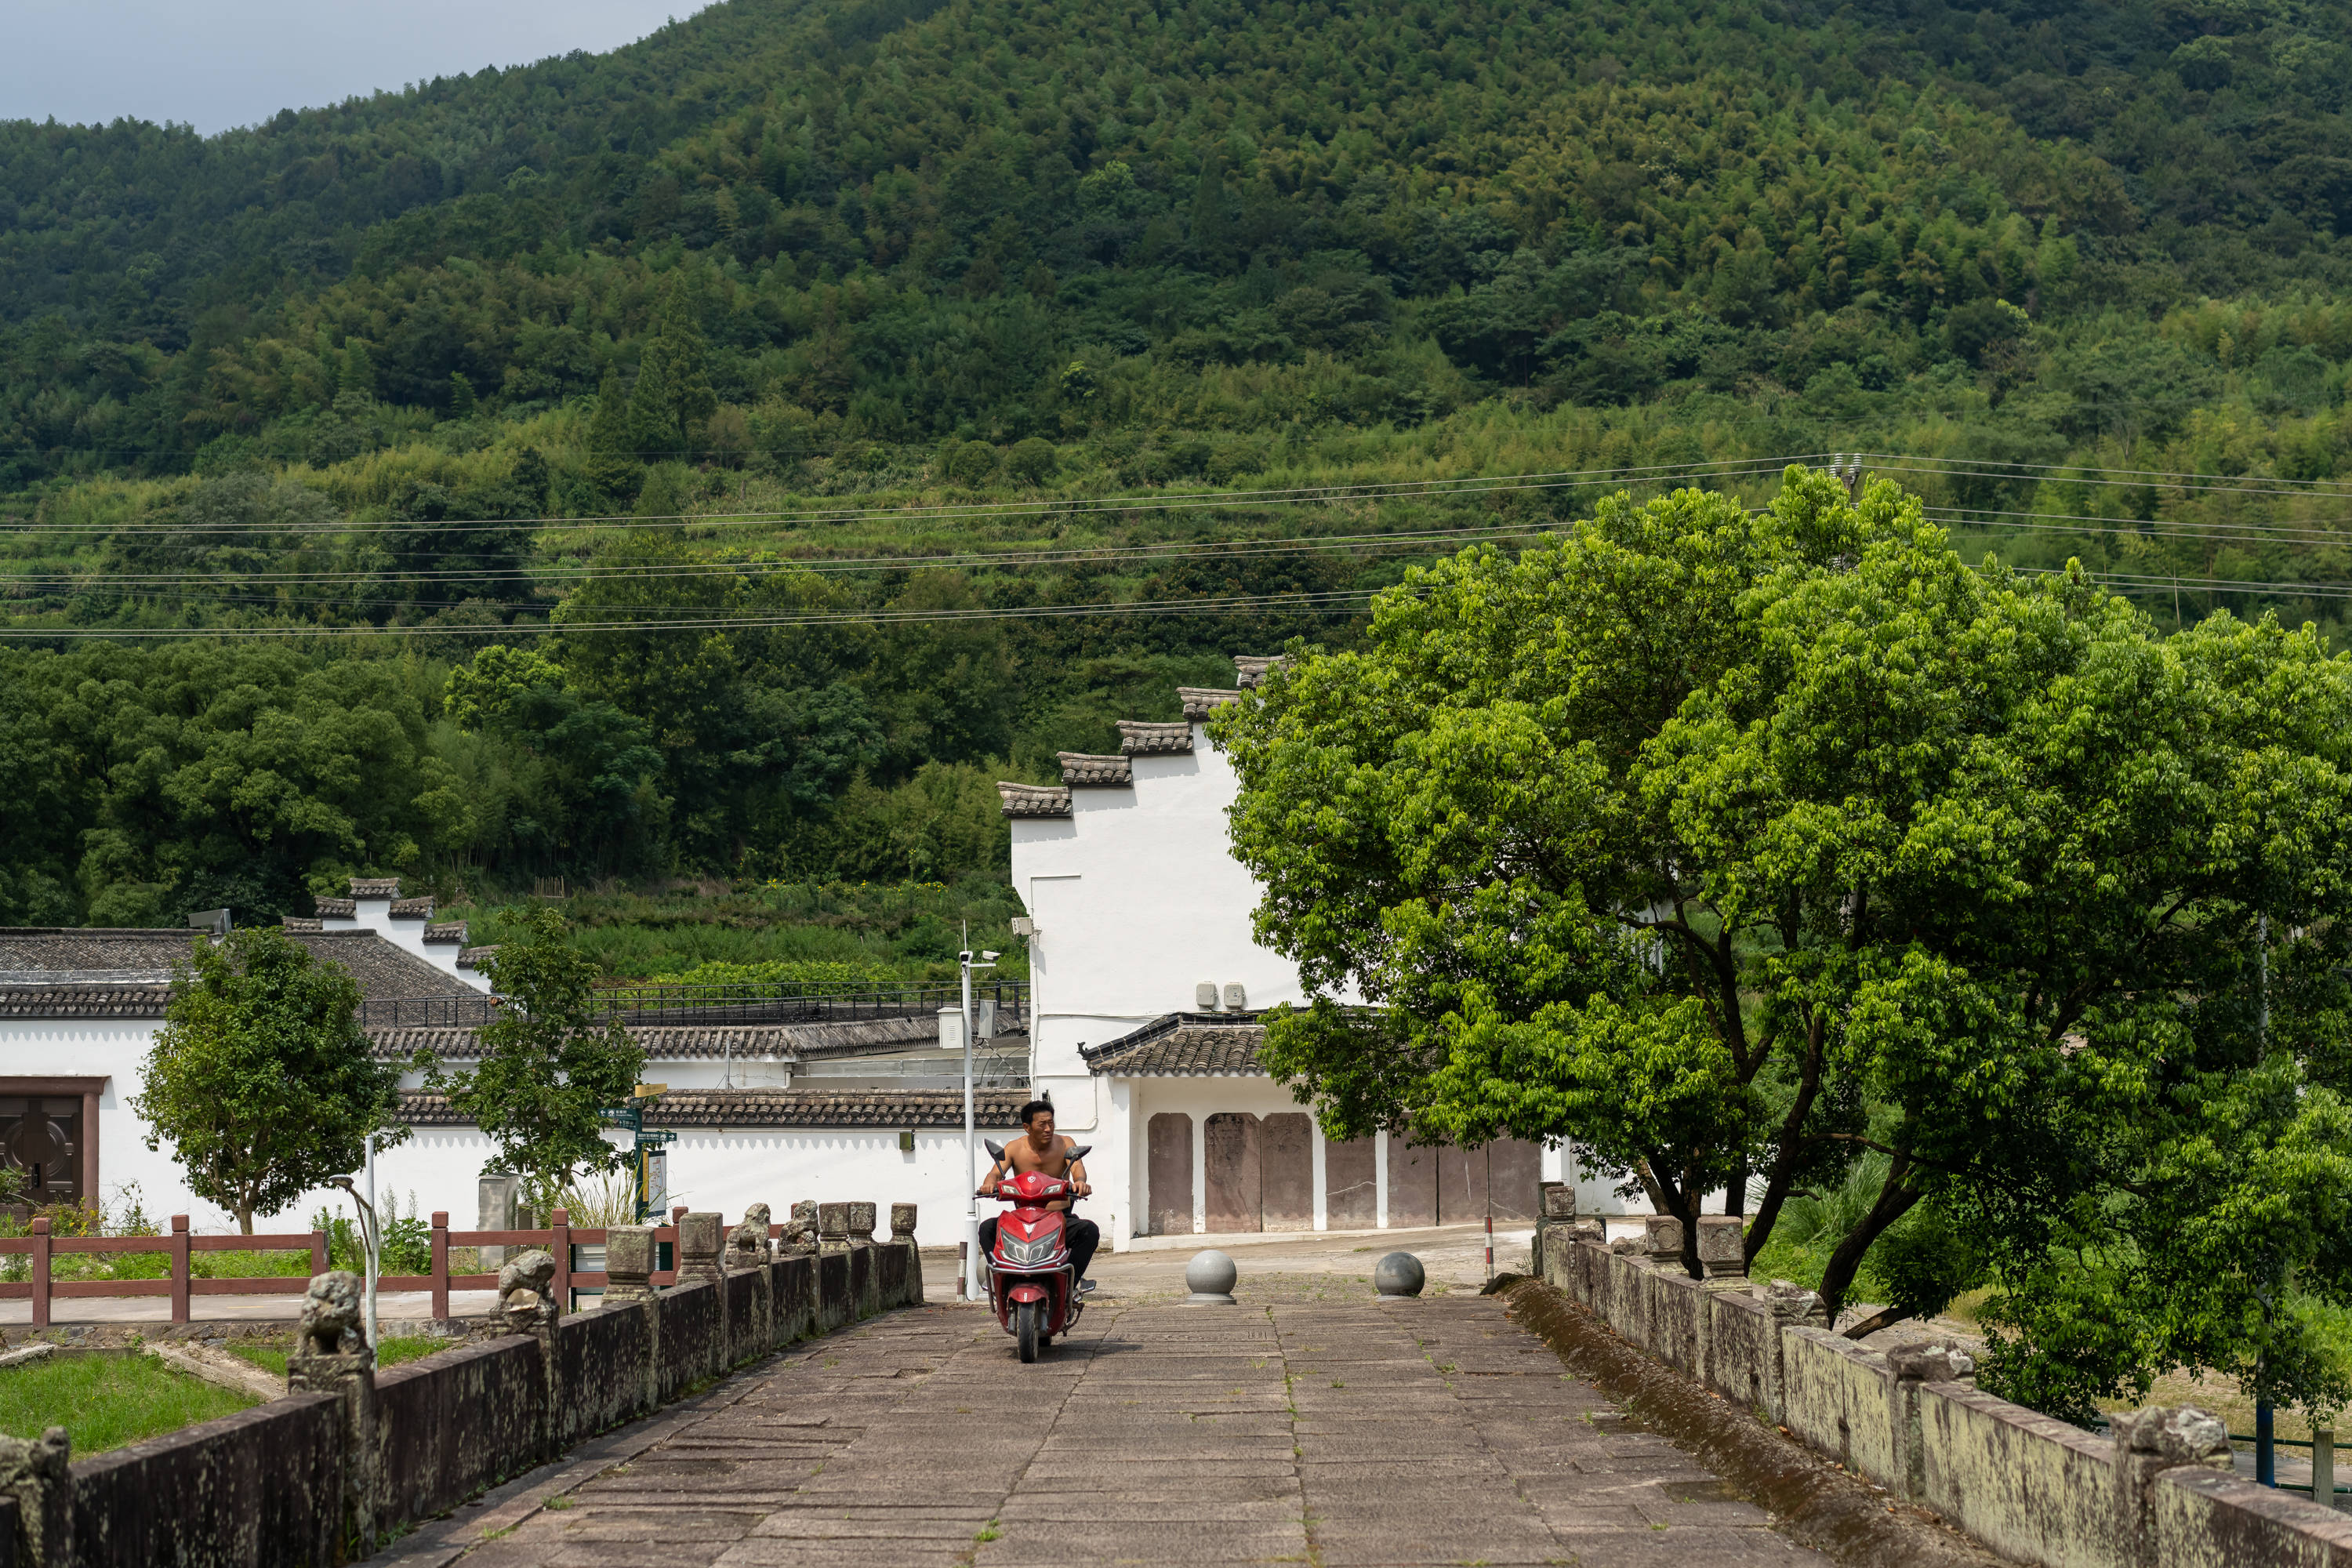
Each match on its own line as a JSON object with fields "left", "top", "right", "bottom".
{"left": 978, "top": 1099, "right": 1099, "bottom": 1287}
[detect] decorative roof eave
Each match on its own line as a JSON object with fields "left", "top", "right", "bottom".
{"left": 389, "top": 897, "right": 435, "bottom": 920}
{"left": 1178, "top": 687, "right": 1241, "bottom": 720}
{"left": 314, "top": 898, "right": 357, "bottom": 918}
{"left": 1116, "top": 720, "right": 1193, "bottom": 755}
{"left": 397, "top": 1087, "right": 1032, "bottom": 1129}
{"left": 997, "top": 782, "right": 1073, "bottom": 818}
{"left": 280, "top": 916, "right": 323, "bottom": 932}
{"left": 0, "top": 985, "right": 173, "bottom": 1019}
{"left": 1057, "top": 752, "right": 1133, "bottom": 787}
{"left": 349, "top": 878, "right": 401, "bottom": 898}
{"left": 458, "top": 946, "right": 499, "bottom": 971}
{"left": 1080, "top": 1012, "right": 1269, "bottom": 1076}
{"left": 423, "top": 921, "right": 467, "bottom": 945}
{"left": 1232, "top": 654, "right": 1290, "bottom": 689}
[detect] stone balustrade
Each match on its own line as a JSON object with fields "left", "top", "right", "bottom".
{"left": 0, "top": 1201, "right": 926, "bottom": 1568}
{"left": 1536, "top": 1225, "right": 2352, "bottom": 1567}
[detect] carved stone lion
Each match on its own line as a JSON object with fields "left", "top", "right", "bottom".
{"left": 727, "top": 1203, "right": 772, "bottom": 1270}
{"left": 299, "top": 1270, "right": 365, "bottom": 1356}
{"left": 498, "top": 1249, "right": 557, "bottom": 1331}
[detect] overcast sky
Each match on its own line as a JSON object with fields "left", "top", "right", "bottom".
{"left": 1, "top": 1, "right": 711, "bottom": 136}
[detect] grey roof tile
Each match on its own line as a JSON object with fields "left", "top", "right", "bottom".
{"left": 1116, "top": 720, "right": 1193, "bottom": 755}
{"left": 314, "top": 898, "right": 356, "bottom": 918}
{"left": 0, "top": 985, "right": 172, "bottom": 1018}
{"left": 389, "top": 897, "right": 435, "bottom": 919}
{"left": 997, "top": 782, "right": 1072, "bottom": 818}
{"left": 398, "top": 1087, "right": 1032, "bottom": 1128}
{"left": 1058, "top": 752, "right": 1133, "bottom": 786}
{"left": 349, "top": 878, "right": 401, "bottom": 898}
{"left": 1081, "top": 1013, "right": 1267, "bottom": 1076}
{"left": 280, "top": 917, "right": 324, "bottom": 932}
{"left": 286, "top": 931, "right": 476, "bottom": 1000}
{"left": 0, "top": 929, "right": 193, "bottom": 982}
{"left": 1178, "top": 687, "right": 1240, "bottom": 720}
{"left": 423, "top": 922, "right": 467, "bottom": 945}
{"left": 458, "top": 946, "right": 499, "bottom": 971}
{"left": 368, "top": 1014, "right": 934, "bottom": 1062}
{"left": 1232, "top": 654, "right": 1289, "bottom": 689}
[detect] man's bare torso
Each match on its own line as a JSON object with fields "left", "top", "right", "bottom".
{"left": 1003, "top": 1133, "right": 1075, "bottom": 1177}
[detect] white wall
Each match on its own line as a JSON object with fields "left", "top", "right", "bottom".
{"left": 321, "top": 894, "right": 490, "bottom": 993}
{"left": 1011, "top": 722, "right": 1316, "bottom": 1122}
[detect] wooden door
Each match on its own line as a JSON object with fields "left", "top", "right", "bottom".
{"left": 1325, "top": 1136, "right": 1377, "bottom": 1229}
{"left": 1146, "top": 1112, "right": 1194, "bottom": 1236}
{"left": 1204, "top": 1112, "right": 1261, "bottom": 1232}
{"left": 1387, "top": 1138, "right": 1438, "bottom": 1227}
{"left": 0, "top": 1098, "right": 81, "bottom": 1207}
{"left": 1260, "top": 1114, "right": 1312, "bottom": 1232}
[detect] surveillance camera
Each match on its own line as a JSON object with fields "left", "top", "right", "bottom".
{"left": 982, "top": 950, "right": 1000, "bottom": 961}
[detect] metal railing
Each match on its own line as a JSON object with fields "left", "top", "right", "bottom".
{"left": 359, "top": 980, "right": 1029, "bottom": 1033}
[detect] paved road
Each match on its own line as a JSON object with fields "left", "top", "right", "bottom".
{"left": 450, "top": 1288, "right": 1825, "bottom": 1568}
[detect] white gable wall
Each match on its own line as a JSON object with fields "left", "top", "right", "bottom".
{"left": 1011, "top": 720, "right": 1312, "bottom": 1134}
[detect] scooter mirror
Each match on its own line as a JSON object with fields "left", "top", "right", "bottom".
{"left": 1065, "top": 1145, "right": 1093, "bottom": 1161}
{"left": 984, "top": 1139, "right": 1006, "bottom": 1160}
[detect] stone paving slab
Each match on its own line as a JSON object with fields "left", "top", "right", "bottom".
{"left": 427, "top": 1291, "right": 1832, "bottom": 1567}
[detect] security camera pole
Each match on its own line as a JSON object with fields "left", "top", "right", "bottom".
{"left": 959, "top": 944, "right": 998, "bottom": 1301}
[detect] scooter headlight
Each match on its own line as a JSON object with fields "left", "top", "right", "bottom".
{"left": 998, "top": 1235, "right": 1057, "bottom": 1266}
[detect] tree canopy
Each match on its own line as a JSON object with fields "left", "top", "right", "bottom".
{"left": 131, "top": 925, "right": 407, "bottom": 1232}
{"left": 1217, "top": 466, "right": 2352, "bottom": 1421}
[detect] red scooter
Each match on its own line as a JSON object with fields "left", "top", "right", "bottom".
{"left": 982, "top": 1139, "right": 1091, "bottom": 1362}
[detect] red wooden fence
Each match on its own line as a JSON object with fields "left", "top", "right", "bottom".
{"left": 0, "top": 1204, "right": 782, "bottom": 1327}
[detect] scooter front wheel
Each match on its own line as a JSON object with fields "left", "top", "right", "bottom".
{"left": 1015, "top": 1299, "right": 1041, "bottom": 1363}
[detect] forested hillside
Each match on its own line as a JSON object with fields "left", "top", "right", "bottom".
{"left": 4, "top": 0, "right": 2351, "bottom": 925}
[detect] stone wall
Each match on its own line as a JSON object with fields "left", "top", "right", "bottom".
{"left": 8, "top": 1220, "right": 924, "bottom": 1568}
{"left": 1540, "top": 1231, "right": 2352, "bottom": 1568}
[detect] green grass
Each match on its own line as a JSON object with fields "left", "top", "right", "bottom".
{"left": 230, "top": 1335, "right": 449, "bottom": 1377}
{"left": 0, "top": 1355, "right": 256, "bottom": 1454}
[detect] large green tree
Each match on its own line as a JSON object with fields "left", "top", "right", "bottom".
{"left": 132, "top": 926, "right": 406, "bottom": 1232}
{"left": 1218, "top": 467, "right": 2352, "bottom": 1421}
{"left": 434, "top": 906, "right": 645, "bottom": 1201}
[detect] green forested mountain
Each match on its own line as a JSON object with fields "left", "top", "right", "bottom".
{"left": 3, "top": 0, "right": 2351, "bottom": 924}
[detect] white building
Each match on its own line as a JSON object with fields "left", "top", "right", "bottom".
{"left": 0, "top": 654, "right": 1644, "bottom": 1254}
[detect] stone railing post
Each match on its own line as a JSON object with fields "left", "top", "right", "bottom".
{"left": 0, "top": 1427, "right": 71, "bottom": 1566}
{"left": 1641, "top": 1214, "right": 1684, "bottom": 1271}
{"left": 727, "top": 1204, "right": 773, "bottom": 1272}
{"left": 495, "top": 1251, "right": 561, "bottom": 1463}
{"left": 290, "top": 1269, "right": 379, "bottom": 1552}
{"left": 891, "top": 1203, "right": 924, "bottom": 1306}
{"left": 1755, "top": 1278, "right": 1827, "bottom": 1427}
{"left": 2111, "top": 1405, "right": 2233, "bottom": 1568}
{"left": 601, "top": 1225, "right": 660, "bottom": 1415}
{"left": 1533, "top": 1181, "right": 1574, "bottom": 1276}
{"left": 675, "top": 1211, "right": 724, "bottom": 1288}
{"left": 818, "top": 1202, "right": 851, "bottom": 1254}
{"left": 848, "top": 1201, "right": 880, "bottom": 1318}
{"left": 729, "top": 1205, "right": 776, "bottom": 1352}
{"left": 1695, "top": 1216, "right": 1748, "bottom": 1286}
{"left": 1886, "top": 1343, "right": 1976, "bottom": 1504}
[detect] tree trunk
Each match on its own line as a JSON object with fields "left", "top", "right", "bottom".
{"left": 1817, "top": 1160, "right": 1921, "bottom": 1326}
{"left": 236, "top": 1205, "right": 253, "bottom": 1235}
{"left": 1841, "top": 1305, "right": 1917, "bottom": 1341}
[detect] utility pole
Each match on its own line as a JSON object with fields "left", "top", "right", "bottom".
{"left": 960, "top": 942, "right": 997, "bottom": 1301}
{"left": 2256, "top": 912, "right": 2275, "bottom": 1488}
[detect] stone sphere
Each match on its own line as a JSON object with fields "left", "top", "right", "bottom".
{"left": 1373, "top": 1251, "right": 1426, "bottom": 1298}
{"left": 1185, "top": 1249, "right": 1239, "bottom": 1304}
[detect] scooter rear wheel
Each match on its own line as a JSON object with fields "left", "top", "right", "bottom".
{"left": 1015, "top": 1300, "right": 1040, "bottom": 1363}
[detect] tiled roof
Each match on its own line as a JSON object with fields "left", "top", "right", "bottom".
{"left": 314, "top": 898, "right": 356, "bottom": 918}
{"left": 1178, "top": 687, "right": 1241, "bottom": 720}
{"left": 350, "top": 878, "right": 401, "bottom": 898}
{"left": 398, "top": 1087, "right": 1031, "bottom": 1128}
{"left": 368, "top": 1014, "right": 935, "bottom": 1062}
{"left": 1116, "top": 720, "right": 1193, "bottom": 754}
{"left": 280, "top": 916, "right": 323, "bottom": 932}
{"left": 1233, "top": 655, "right": 1289, "bottom": 689}
{"left": 459, "top": 946, "right": 499, "bottom": 971}
{"left": 1081, "top": 1013, "right": 1268, "bottom": 1076}
{"left": 1058, "top": 752, "right": 1133, "bottom": 786}
{"left": 285, "top": 931, "right": 477, "bottom": 1000}
{"left": 0, "top": 929, "right": 194, "bottom": 982}
{"left": 389, "top": 897, "right": 435, "bottom": 919}
{"left": 423, "top": 922, "right": 467, "bottom": 945}
{"left": 996, "top": 782, "right": 1072, "bottom": 818}
{"left": 0, "top": 985, "right": 172, "bottom": 1019}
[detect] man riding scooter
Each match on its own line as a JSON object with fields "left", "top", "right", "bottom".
{"left": 977, "top": 1099, "right": 1098, "bottom": 1293}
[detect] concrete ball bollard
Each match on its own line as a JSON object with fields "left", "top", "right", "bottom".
{"left": 1373, "top": 1252, "right": 1425, "bottom": 1298}
{"left": 1185, "top": 1250, "right": 1239, "bottom": 1305}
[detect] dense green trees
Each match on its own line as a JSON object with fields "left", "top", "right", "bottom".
{"left": 1218, "top": 467, "right": 2352, "bottom": 1421}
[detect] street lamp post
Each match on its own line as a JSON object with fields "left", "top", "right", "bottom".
{"left": 960, "top": 946, "right": 998, "bottom": 1301}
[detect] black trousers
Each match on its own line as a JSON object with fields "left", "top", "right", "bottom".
{"left": 981, "top": 1214, "right": 1099, "bottom": 1279}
